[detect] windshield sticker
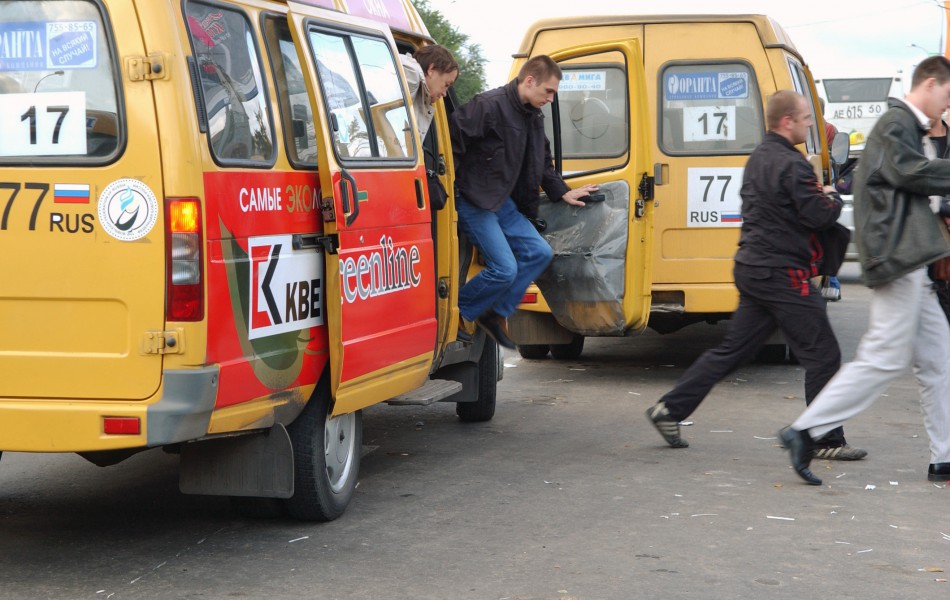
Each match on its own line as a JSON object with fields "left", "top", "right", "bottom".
{"left": 0, "top": 91, "right": 86, "bottom": 156}
{"left": 559, "top": 71, "right": 607, "bottom": 92}
{"left": 665, "top": 71, "right": 749, "bottom": 101}
{"left": 97, "top": 179, "right": 159, "bottom": 242}
{"left": 0, "top": 21, "right": 98, "bottom": 71}
{"left": 683, "top": 106, "right": 737, "bottom": 142}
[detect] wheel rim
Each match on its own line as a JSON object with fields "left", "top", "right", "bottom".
{"left": 324, "top": 411, "right": 356, "bottom": 493}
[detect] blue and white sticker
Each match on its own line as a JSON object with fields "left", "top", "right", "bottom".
{"left": 665, "top": 71, "right": 749, "bottom": 101}
{"left": 0, "top": 20, "right": 98, "bottom": 72}
{"left": 97, "top": 179, "right": 159, "bottom": 242}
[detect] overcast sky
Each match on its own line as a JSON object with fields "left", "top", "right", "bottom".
{"left": 426, "top": 0, "right": 947, "bottom": 90}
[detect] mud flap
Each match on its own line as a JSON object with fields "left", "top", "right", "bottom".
{"left": 179, "top": 424, "right": 294, "bottom": 499}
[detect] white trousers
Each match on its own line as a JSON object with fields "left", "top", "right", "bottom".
{"left": 793, "top": 268, "right": 950, "bottom": 463}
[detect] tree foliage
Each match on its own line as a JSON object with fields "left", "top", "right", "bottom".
{"left": 412, "top": 0, "right": 487, "bottom": 104}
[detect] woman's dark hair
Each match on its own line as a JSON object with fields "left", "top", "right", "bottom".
{"left": 414, "top": 44, "right": 458, "bottom": 75}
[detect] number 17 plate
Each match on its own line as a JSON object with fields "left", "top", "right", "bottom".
{"left": 0, "top": 91, "right": 86, "bottom": 157}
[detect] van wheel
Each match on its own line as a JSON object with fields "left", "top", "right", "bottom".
{"left": 230, "top": 496, "right": 285, "bottom": 519}
{"left": 550, "top": 335, "right": 584, "bottom": 360}
{"left": 456, "top": 338, "right": 498, "bottom": 423}
{"left": 284, "top": 379, "right": 361, "bottom": 521}
{"left": 518, "top": 344, "right": 550, "bottom": 359}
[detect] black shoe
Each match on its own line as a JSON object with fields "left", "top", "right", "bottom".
{"left": 476, "top": 311, "right": 516, "bottom": 350}
{"left": 928, "top": 462, "right": 950, "bottom": 482}
{"left": 813, "top": 445, "right": 868, "bottom": 461}
{"left": 645, "top": 402, "right": 689, "bottom": 448}
{"left": 778, "top": 427, "right": 822, "bottom": 486}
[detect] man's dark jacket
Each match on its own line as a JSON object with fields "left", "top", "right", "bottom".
{"left": 450, "top": 79, "right": 570, "bottom": 217}
{"left": 735, "top": 131, "right": 843, "bottom": 272}
{"left": 854, "top": 98, "right": 950, "bottom": 286}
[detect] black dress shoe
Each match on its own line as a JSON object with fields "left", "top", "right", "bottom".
{"left": 778, "top": 427, "right": 822, "bottom": 486}
{"left": 476, "top": 311, "right": 516, "bottom": 350}
{"left": 928, "top": 462, "right": 950, "bottom": 482}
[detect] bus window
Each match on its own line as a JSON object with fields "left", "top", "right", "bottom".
{"left": 185, "top": 2, "right": 275, "bottom": 165}
{"left": 309, "top": 30, "right": 414, "bottom": 161}
{"left": 823, "top": 78, "right": 893, "bottom": 103}
{"left": 787, "top": 58, "right": 821, "bottom": 156}
{"left": 0, "top": 0, "right": 122, "bottom": 163}
{"left": 543, "top": 55, "right": 629, "bottom": 175}
{"left": 658, "top": 62, "right": 763, "bottom": 155}
{"left": 262, "top": 16, "right": 318, "bottom": 167}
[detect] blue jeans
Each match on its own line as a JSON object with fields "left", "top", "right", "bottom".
{"left": 456, "top": 195, "right": 553, "bottom": 321}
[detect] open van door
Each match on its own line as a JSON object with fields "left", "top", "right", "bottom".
{"left": 287, "top": 2, "right": 437, "bottom": 415}
{"left": 531, "top": 40, "right": 655, "bottom": 335}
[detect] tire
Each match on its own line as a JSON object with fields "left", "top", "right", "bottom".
{"left": 518, "top": 343, "right": 550, "bottom": 359}
{"left": 456, "top": 338, "right": 498, "bottom": 422}
{"left": 550, "top": 335, "right": 584, "bottom": 360}
{"left": 284, "top": 379, "right": 362, "bottom": 521}
{"left": 230, "top": 496, "right": 285, "bottom": 519}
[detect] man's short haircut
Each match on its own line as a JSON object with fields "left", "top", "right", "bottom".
{"left": 518, "top": 55, "right": 562, "bottom": 84}
{"left": 911, "top": 55, "right": 950, "bottom": 89}
{"left": 414, "top": 44, "right": 458, "bottom": 75}
{"left": 766, "top": 90, "right": 804, "bottom": 131}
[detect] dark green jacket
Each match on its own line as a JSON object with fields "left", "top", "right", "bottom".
{"left": 854, "top": 98, "right": 950, "bottom": 286}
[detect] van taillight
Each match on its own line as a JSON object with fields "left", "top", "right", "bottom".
{"left": 165, "top": 198, "right": 203, "bottom": 321}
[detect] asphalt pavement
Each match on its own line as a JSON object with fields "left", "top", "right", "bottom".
{"left": 1, "top": 263, "right": 948, "bottom": 599}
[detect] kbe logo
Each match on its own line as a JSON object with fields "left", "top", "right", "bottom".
{"left": 248, "top": 235, "right": 325, "bottom": 340}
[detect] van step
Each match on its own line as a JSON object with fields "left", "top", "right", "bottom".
{"left": 386, "top": 379, "right": 462, "bottom": 406}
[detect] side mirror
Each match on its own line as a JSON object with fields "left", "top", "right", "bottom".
{"left": 830, "top": 131, "right": 850, "bottom": 165}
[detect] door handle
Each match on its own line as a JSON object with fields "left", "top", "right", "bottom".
{"left": 415, "top": 178, "right": 425, "bottom": 209}
{"left": 340, "top": 168, "right": 360, "bottom": 226}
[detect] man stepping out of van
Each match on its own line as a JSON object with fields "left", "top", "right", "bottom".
{"left": 646, "top": 90, "right": 866, "bottom": 464}
{"left": 449, "top": 55, "right": 598, "bottom": 349}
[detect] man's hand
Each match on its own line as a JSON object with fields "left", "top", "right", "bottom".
{"left": 822, "top": 185, "right": 837, "bottom": 195}
{"left": 561, "top": 184, "right": 600, "bottom": 207}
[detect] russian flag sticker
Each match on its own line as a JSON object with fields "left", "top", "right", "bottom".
{"left": 54, "top": 184, "right": 91, "bottom": 204}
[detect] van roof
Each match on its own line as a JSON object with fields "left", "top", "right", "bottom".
{"left": 514, "top": 14, "right": 803, "bottom": 62}
{"left": 288, "top": 0, "right": 430, "bottom": 38}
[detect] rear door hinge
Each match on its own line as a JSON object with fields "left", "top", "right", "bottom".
{"left": 293, "top": 232, "right": 338, "bottom": 255}
{"left": 127, "top": 53, "right": 169, "bottom": 81}
{"left": 636, "top": 173, "right": 655, "bottom": 218}
{"left": 142, "top": 329, "right": 184, "bottom": 355}
{"left": 638, "top": 172, "right": 654, "bottom": 202}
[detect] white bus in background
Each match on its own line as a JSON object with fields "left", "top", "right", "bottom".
{"left": 815, "top": 74, "right": 904, "bottom": 157}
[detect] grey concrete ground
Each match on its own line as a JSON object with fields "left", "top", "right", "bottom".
{"left": 1, "top": 264, "right": 948, "bottom": 599}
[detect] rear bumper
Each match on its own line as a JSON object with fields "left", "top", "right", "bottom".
{"left": 0, "top": 368, "right": 218, "bottom": 453}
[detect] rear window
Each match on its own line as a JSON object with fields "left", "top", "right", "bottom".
{"left": 185, "top": 1, "right": 275, "bottom": 166}
{"left": 658, "top": 62, "right": 763, "bottom": 156}
{"left": 0, "top": 0, "right": 122, "bottom": 163}
{"left": 822, "top": 78, "right": 893, "bottom": 103}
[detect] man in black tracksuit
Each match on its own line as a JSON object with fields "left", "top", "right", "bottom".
{"left": 645, "top": 90, "right": 866, "bottom": 460}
